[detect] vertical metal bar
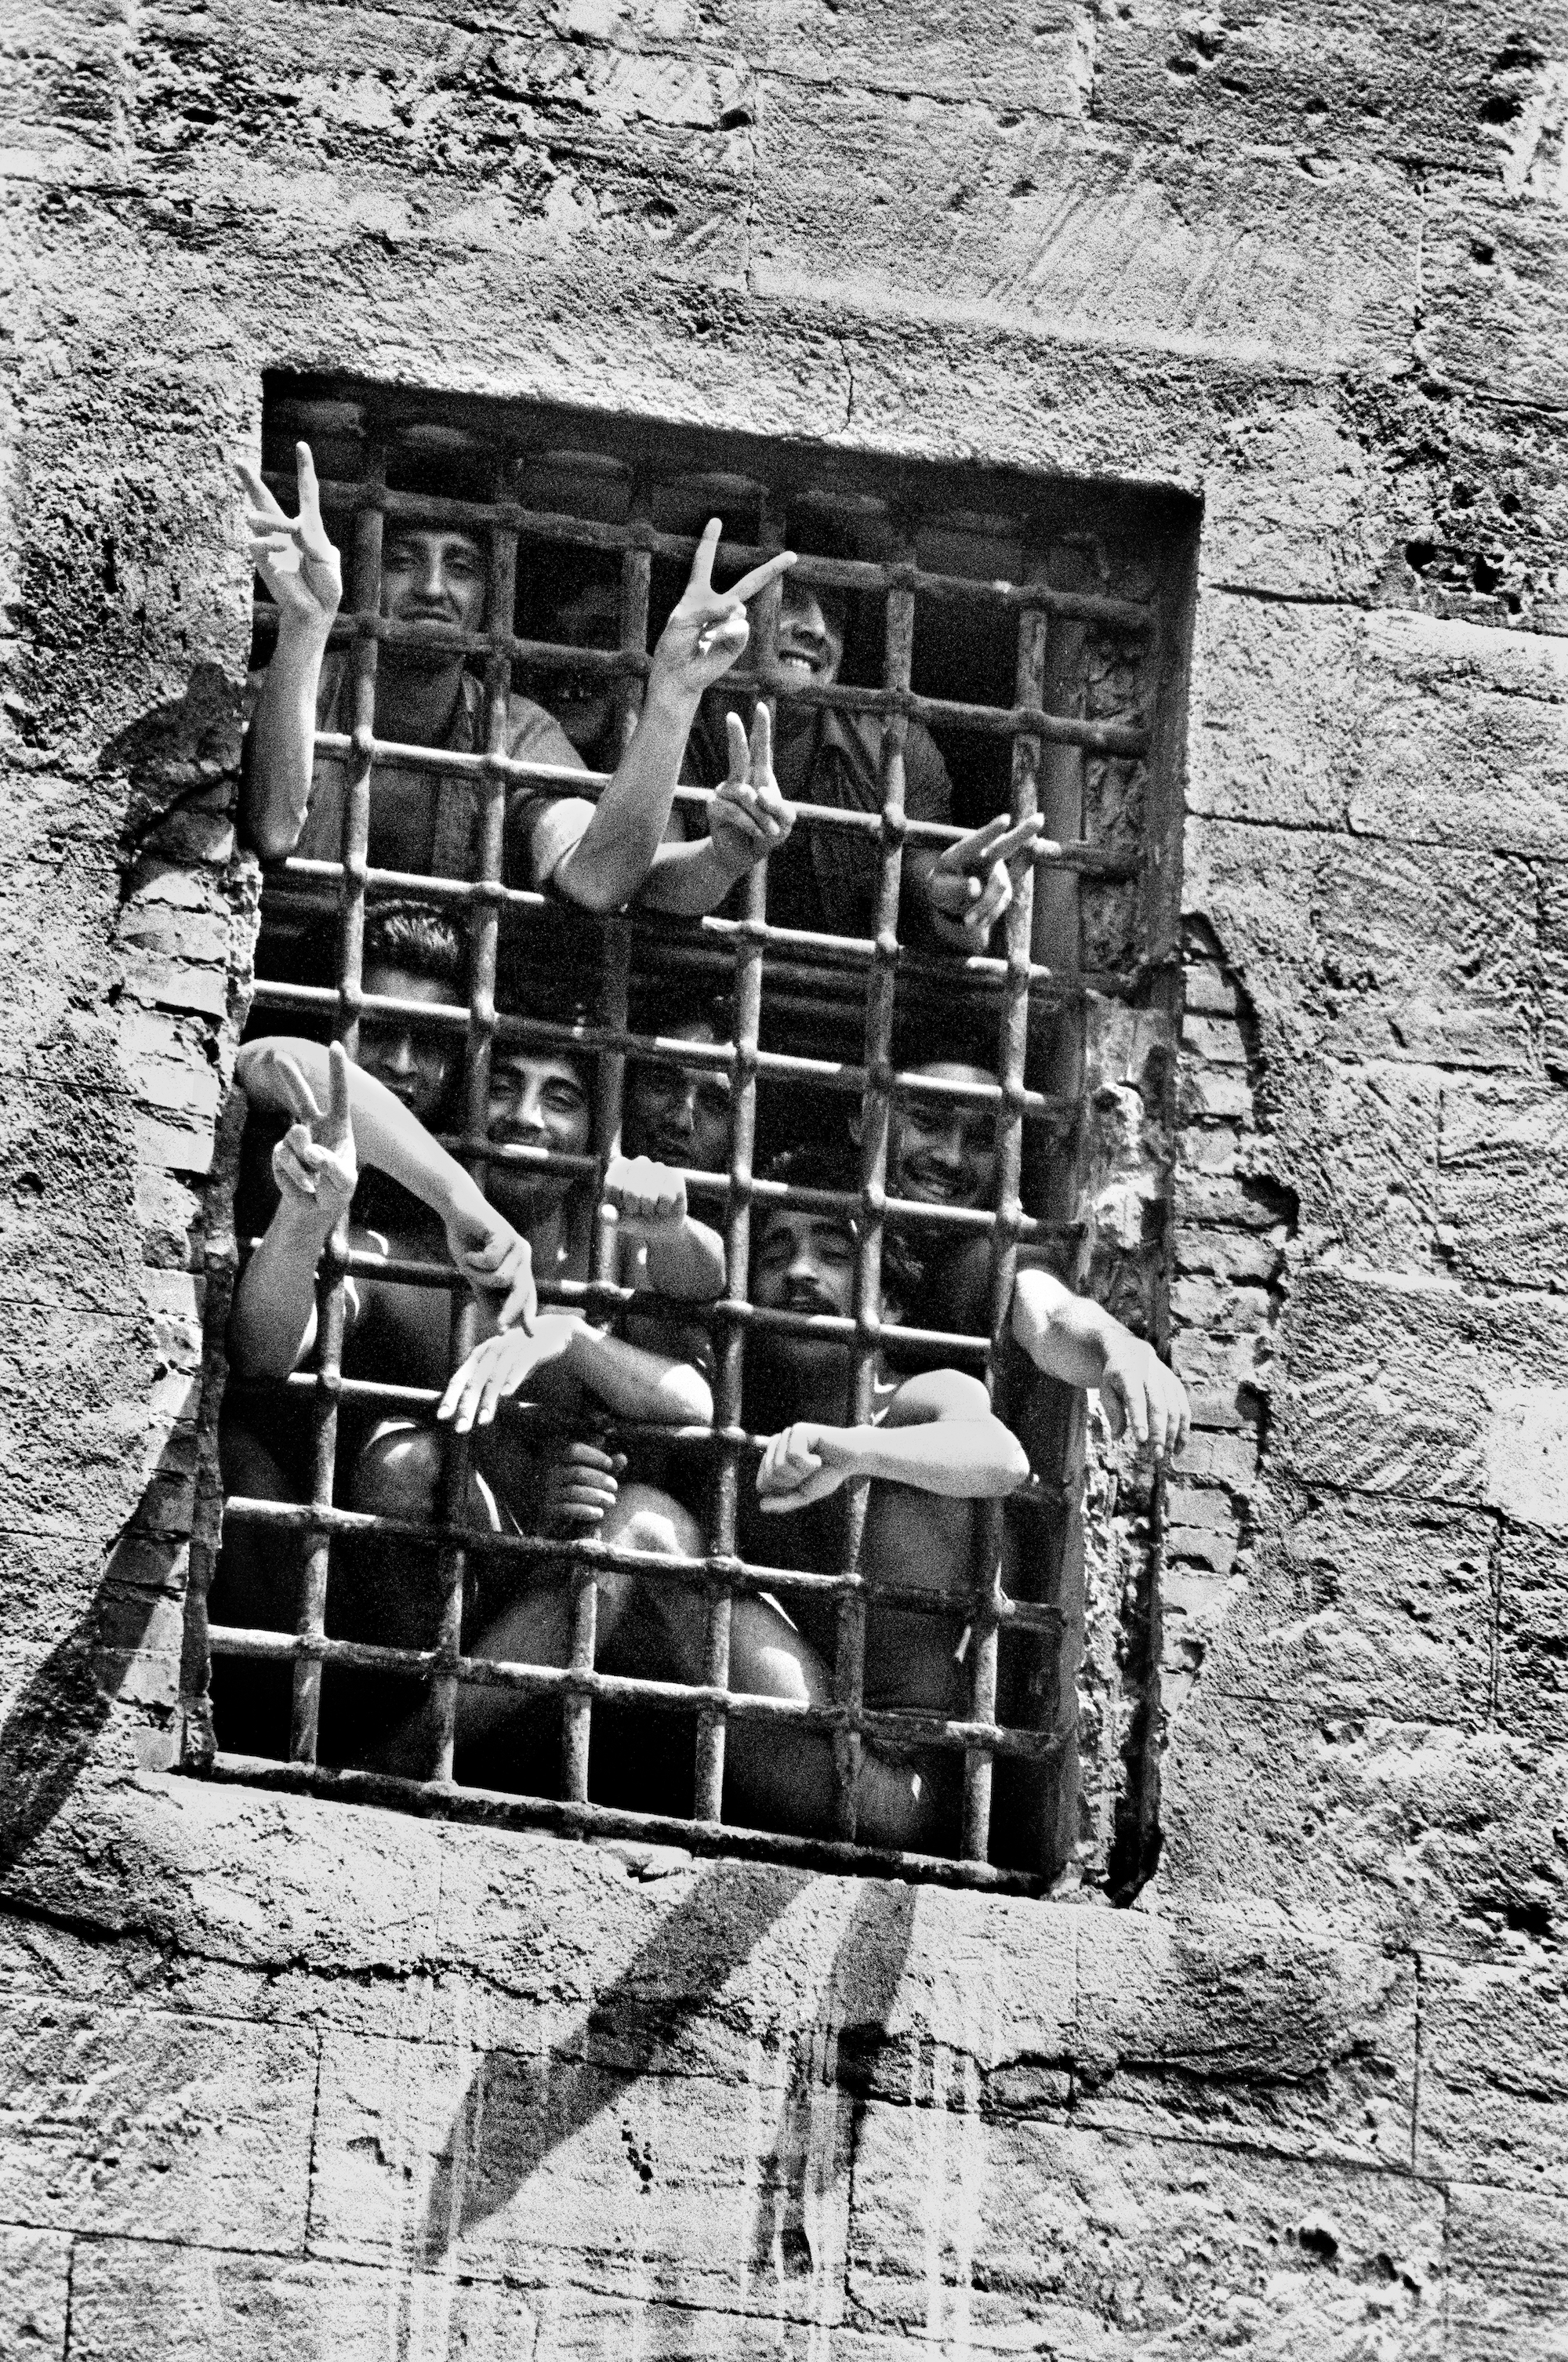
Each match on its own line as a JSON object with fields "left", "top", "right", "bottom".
{"left": 425, "top": 460, "right": 519, "bottom": 1783}
{"left": 290, "top": 448, "right": 384, "bottom": 1763}
{"left": 958, "top": 582, "right": 1047, "bottom": 1861}
{"left": 693, "top": 500, "right": 781, "bottom": 1824}
{"left": 561, "top": 484, "right": 648, "bottom": 1804}
{"left": 837, "top": 550, "right": 913, "bottom": 1841}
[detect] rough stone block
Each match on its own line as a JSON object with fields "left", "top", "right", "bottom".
{"left": 1279, "top": 1266, "right": 1568, "bottom": 1525}
{"left": 1425, "top": 183, "right": 1568, "bottom": 412}
{"left": 847, "top": 2108, "right": 1443, "bottom": 2350}
{"left": 67, "top": 2239, "right": 544, "bottom": 2361}
{"left": 310, "top": 2032, "right": 851, "bottom": 2323}
{"left": 1070, "top": 1909, "right": 1416, "bottom": 2169}
{"left": 1163, "top": 1697, "right": 1568, "bottom": 1955}
{"left": 1186, "top": 591, "right": 1359, "bottom": 830}
{"left": 1446, "top": 2182, "right": 1568, "bottom": 2356}
{"left": 753, "top": 93, "right": 1418, "bottom": 368}
{"left": 1209, "top": 1487, "right": 1495, "bottom": 1730}
{"left": 1185, "top": 816, "right": 1540, "bottom": 1072}
{"left": 1496, "top": 1522, "right": 1568, "bottom": 1746}
{"left": 1418, "top": 1955, "right": 1568, "bottom": 2196}
{"left": 0, "top": 1997, "right": 314, "bottom": 2248}
{"left": 0, "top": 2225, "right": 71, "bottom": 2358}
{"left": 1438, "top": 1073, "right": 1568, "bottom": 1291}
{"left": 1092, "top": 0, "right": 1535, "bottom": 175}
{"left": 1349, "top": 610, "right": 1568, "bottom": 855}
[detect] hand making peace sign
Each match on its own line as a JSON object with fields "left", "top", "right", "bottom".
{"left": 263, "top": 1040, "right": 359, "bottom": 1229}
{"left": 924, "top": 813, "right": 1051, "bottom": 947}
{"left": 236, "top": 439, "right": 343, "bottom": 637}
{"left": 648, "top": 518, "right": 797, "bottom": 704}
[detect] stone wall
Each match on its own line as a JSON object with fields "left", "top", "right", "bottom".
{"left": 3, "top": 0, "right": 1567, "bottom": 2352}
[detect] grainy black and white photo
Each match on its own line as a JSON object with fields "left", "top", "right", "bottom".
{"left": 2, "top": 0, "right": 1564, "bottom": 2352}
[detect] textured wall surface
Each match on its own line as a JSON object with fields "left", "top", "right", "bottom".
{"left": 4, "top": 0, "right": 1568, "bottom": 2353}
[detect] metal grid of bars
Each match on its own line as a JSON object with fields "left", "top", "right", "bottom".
{"left": 201, "top": 389, "right": 1181, "bottom": 1895}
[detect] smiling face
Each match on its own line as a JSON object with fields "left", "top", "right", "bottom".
{"left": 888, "top": 1062, "right": 999, "bottom": 1210}
{"left": 484, "top": 1045, "right": 593, "bottom": 1222}
{"left": 624, "top": 1018, "right": 732, "bottom": 1174}
{"left": 357, "top": 962, "right": 463, "bottom": 1129}
{"left": 379, "top": 527, "right": 487, "bottom": 662}
{"left": 775, "top": 581, "right": 846, "bottom": 698}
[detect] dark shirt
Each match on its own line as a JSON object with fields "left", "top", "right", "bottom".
{"left": 688, "top": 696, "right": 953, "bottom": 941}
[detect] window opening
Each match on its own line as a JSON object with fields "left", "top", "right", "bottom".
{"left": 199, "top": 380, "right": 1192, "bottom": 1896}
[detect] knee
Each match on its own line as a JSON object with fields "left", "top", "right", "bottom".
{"left": 600, "top": 1481, "right": 704, "bottom": 1562}
{"left": 349, "top": 1421, "right": 443, "bottom": 1523}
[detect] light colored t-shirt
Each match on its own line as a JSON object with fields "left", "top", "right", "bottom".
{"left": 250, "top": 653, "right": 595, "bottom": 887}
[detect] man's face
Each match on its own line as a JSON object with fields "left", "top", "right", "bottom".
{"left": 546, "top": 583, "right": 622, "bottom": 755}
{"left": 379, "top": 528, "right": 488, "bottom": 651}
{"left": 776, "top": 582, "right": 845, "bottom": 693}
{"left": 888, "top": 1062, "right": 999, "bottom": 1210}
{"left": 752, "top": 1208, "right": 856, "bottom": 1320}
{"left": 624, "top": 1020, "right": 732, "bottom": 1174}
{"left": 358, "top": 962, "right": 463, "bottom": 1129}
{"left": 485, "top": 1045, "right": 592, "bottom": 1219}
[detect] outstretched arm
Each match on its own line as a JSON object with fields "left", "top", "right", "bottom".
{"left": 549, "top": 522, "right": 795, "bottom": 913}
{"left": 438, "top": 1315, "right": 713, "bottom": 1435}
{"left": 235, "top": 1036, "right": 535, "bottom": 1331}
{"left": 237, "top": 442, "right": 343, "bottom": 863}
{"left": 1011, "top": 1267, "right": 1189, "bottom": 1461}
{"left": 756, "top": 1369, "right": 1029, "bottom": 1511}
{"left": 229, "top": 1043, "right": 358, "bottom": 1377}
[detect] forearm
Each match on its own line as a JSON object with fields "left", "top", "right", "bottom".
{"left": 1011, "top": 1269, "right": 1117, "bottom": 1389}
{"left": 244, "top": 623, "right": 331, "bottom": 862}
{"left": 836, "top": 1417, "right": 1030, "bottom": 1497}
{"left": 565, "top": 1322, "right": 713, "bottom": 1426}
{"left": 636, "top": 831, "right": 751, "bottom": 917}
{"left": 229, "top": 1199, "right": 332, "bottom": 1377}
{"left": 633, "top": 1216, "right": 726, "bottom": 1301}
{"left": 239, "top": 1039, "right": 479, "bottom": 1228}
{"left": 551, "top": 680, "right": 698, "bottom": 913}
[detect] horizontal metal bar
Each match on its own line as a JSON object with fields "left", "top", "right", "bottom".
{"left": 256, "top": 864, "right": 1152, "bottom": 1003}
{"left": 205, "top": 1622, "right": 1064, "bottom": 1758}
{"left": 196, "top": 1754, "right": 1053, "bottom": 1894}
{"left": 299, "top": 633, "right": 1146, "bottom": 752}
{"left": 299, "top": 734, "right": 1141, "bottom": 873}
{"left": 216, "top": 1495, "right": 1066, "bottom": 1623}
{"left": 257, "top": 477, "right": 1152, "bottom": 630}
{"left": 242, "top": 985, "right": 1073, "bottom": 1126}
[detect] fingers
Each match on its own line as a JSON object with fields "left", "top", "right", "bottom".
{"left": 694, "top": 608, "right": 750, "bottom": 666}
{"left": 687, "top": 517, "right": 722, "bottom": 596}
{"left": 942, "top": 814, "right": 1044, "bottom": 874}
{"left": 325, "top": 1041, "right": 354, "bottom": 1144}
{"left": 964, "top": 861, "right": 1014, "bottom": 936}
{"left": 235, "top": 460, "right": 285, "bottom": 523}
{"left": 496, "top": 1261, "right": 537, "bottom": 1335}
{"left": 295, "top": 441, "right": 321, "bottom": 524}
{"left": 724, "top": 709, "right": 750, "bottom": 788}
{"left": 724, "top": 547, "right": 797, "bottom": 606}
{"left": 272, "top": 1127, "right": 320, "bottom": 1199}
{"left": 604, "top": 1156, "right": 685, "bottom": 1226}
{"left": 749, "top": 700, "right": 775, "bottom": 786}
{"left": 268, "top": 1052, "right": 327, "bottom": 1130}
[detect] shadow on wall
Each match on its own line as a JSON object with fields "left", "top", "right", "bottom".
{"left": 0, "top": 1425, "right": 224, "bottom": 1875}
{"left": 413, "top": 1869, "right": 915, "bottom": 2295}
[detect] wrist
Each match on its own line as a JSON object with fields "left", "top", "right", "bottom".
{"left": 274, "top": 607, "right": 337, "bottom": 655}
{"left": 641, "top": 668, "right": 700, "bottom": 729}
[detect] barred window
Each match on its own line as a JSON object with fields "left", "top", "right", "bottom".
{"left": 197, "top": 376, "right": 1193, "bottom": 1896}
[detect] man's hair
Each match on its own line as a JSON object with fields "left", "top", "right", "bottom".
{"left": 362, "top": 901, "right": 466, "bottom": 993}
{"left": 889, "top": 1001, "right": 997, "bottom": 1081}
{"left": 384, "top": 437, "right": 495, "bottom": 513}
{"left": 630, "top": 982, "right": 732, "bottom": 1048}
